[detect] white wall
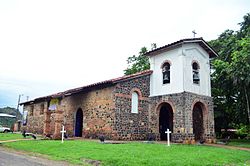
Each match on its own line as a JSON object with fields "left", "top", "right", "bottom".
{"left": 182, "top": 43, "right": 211, "bottom": 96}
{"left": 150, "top": 46, "right": 184, "bottom": 96}
{"left": 149, "top": 43, "right": 211, "bottom": 97}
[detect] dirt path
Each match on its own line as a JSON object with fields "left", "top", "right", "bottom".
{"left": 205, "top": 143, "right": 250, "bottom": 151}
{"left": 0, "top": 146, "right": 78, "bottom": 166}
{"left": 0, "top": 138, "right": 33, "bottom": 144}
{"left": 153, "top": 140, "right": 250, "bottom": 151}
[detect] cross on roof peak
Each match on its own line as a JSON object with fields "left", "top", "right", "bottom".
{"left": 192, "top": 30, "right": 197, "bottom": 38}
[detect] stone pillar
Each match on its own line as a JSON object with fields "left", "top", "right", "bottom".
{"left": 43, "top": 107, "right": 51, "bottom": 136}
{"left": 205, "top": 100, "right": 216, "bottom": 143}
{"left": 13, "top": 123, "right": 18, "bottom": 132}
{"left": 53, "top": 109, "right": 63, "bottom": 139}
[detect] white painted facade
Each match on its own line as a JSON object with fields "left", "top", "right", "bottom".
{"left": 149, "top": 43, "right": 211, "bottom": 97}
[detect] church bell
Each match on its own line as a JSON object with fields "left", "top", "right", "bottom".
{"left": 163, "top": 74, "right": 169, "bottom": 81}
{"left": 193, "top": 73, "right": 200, "bottom": 81}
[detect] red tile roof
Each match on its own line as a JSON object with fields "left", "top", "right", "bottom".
{"left": 145, "top": 38, "right": 218, "bottom": 58}
{"left": 20, "top": 70, "right": 153, "bottom": 105}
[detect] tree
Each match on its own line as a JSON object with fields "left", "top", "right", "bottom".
{"left": 209, "top": 13, "right": 250, "bottom": 134}
{"left": 0, "top": 107, "right": 22, "bottom": 128}
{"left": 124, "top": 47, "right": 150, "bottom": 75}
{"left": 229, "top": 37, "right": 250, "bottom": 124}
{"left": 124, "top": 43, "right": 158, "bottom": 75}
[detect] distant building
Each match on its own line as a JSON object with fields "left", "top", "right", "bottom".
{"left": 21, "top": 38, "right": 217, "bottom": 143}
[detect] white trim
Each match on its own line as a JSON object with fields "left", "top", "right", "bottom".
{"left": 131, "top": 92, "right": 139, "bottom": 114}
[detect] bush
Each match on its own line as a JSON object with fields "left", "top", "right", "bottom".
{"left": 236, "top": 125, "right": 250, "bottom": 139}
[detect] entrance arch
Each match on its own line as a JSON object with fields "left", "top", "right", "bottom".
{"left": 159, "top": 103, "right": 173, "bottom": 141}
{"left": 192, "top": 102, "right": 204, "bottom": 141}
{"left": 75, "top": 108, "right": 83, "bottom": 137}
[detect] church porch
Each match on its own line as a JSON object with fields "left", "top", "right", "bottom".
{"left": 149, "top": 92, "right": 216, "bottom": 144}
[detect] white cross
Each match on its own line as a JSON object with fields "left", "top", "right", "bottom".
{"left": 165, "top": 129, "right": 172, "bottom": 146}
{"left": 60, "top": 125, "right": 66, "bottom": 143}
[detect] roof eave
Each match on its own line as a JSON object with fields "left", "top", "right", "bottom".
{"left": 145, "top": 44, "right": 181, "bottom": 57}
{"left": 20, "top": 100, "right": 34, "bottom": 106}
{"left": 113, "top": 70, "right": 153, "bottom": 83}
{"left": 144, "top": 38, "right": 219, "bottom": 58}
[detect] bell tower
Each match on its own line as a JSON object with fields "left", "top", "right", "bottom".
{"left": 146, "top": 38, "right": 217, "bottom": 143}
{"left": 146, "top": 38, "right": 217, "bottom": 97}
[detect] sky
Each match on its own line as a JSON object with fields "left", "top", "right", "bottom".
{"left": 0, "top": 0, "right": 249, "bottom": 110}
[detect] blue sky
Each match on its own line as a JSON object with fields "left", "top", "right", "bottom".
{"left": 0, "top": 0, "right": 249, "bottom": 111}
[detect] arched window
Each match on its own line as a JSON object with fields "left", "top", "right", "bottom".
{"left": 131, "top": 92, "right": 139, "bottom": 113}
{"left": 162, "top": 62, "right": 171, "bottom": 84}
{"left": 192, "top": 62, "right": 200, "bottom": 84}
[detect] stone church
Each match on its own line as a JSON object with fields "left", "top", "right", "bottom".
{"left": 21, "top": 38, "right": 217, "bottom": 143}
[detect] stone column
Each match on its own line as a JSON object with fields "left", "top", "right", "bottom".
{"left": 206, "top": 100, "right": 216, "bottom": 143}
{"left": 43, "top": 106, "right": 51, "bottom": 136}
{"left": 53, "top": 109, "right": 63, "bottom": 139}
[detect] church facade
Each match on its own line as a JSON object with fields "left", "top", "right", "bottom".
{"left": 21, "top": 38, "right": 217, "bottom": 143}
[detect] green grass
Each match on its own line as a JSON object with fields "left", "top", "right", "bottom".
{"left": 0, "top": 133, "right": 42, "bottom": 141}
{"left": 0, "top": 133, "right": 23, "bottom": 141}
{"left": 3, "top": 140, "right": 250, "bottom": 166}
{"left": 228, "top": 139, "right": 250, "bottom": 148}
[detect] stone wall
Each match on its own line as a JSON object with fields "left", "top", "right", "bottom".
{"left": 60, "top": 85, "right": 116, "bottom": 139}
{"left": 113, "top": 74, "right": 151, "bottom": 140}
{"left": 22, "top": 102, "right": 46, "bottom": 134}
{"left": 149, "top": 91, "right": 215, "bottom": 143}
{"left": 183, "top": 92, "right": 215, "bottom": 142}
{"left": 21, "top": 76, "right": 215, "bottom": 143}
{"left": 21, "top": 86, "right": 117, "bottom": 139}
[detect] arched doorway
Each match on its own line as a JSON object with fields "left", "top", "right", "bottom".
{"left": 75, "top": 108, "right": 83, "bottom": 137}
{"left": 159, "top": 103, "right": 173, "bottom": 140}
{"left": 192, "top": 102, "right": 204, "bottom": 141}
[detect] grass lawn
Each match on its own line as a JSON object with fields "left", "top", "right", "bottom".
{"left": 2, "top": 140, "right": 250, "bottom": 166}
{"left": 0, "top": 133, "right": 42, "bottom": 141}
{"left": 228, "top": 139, "right": 250, "bottom": 148}
{"left": 0, "top": 133, "right": 24, "bottom": 141}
